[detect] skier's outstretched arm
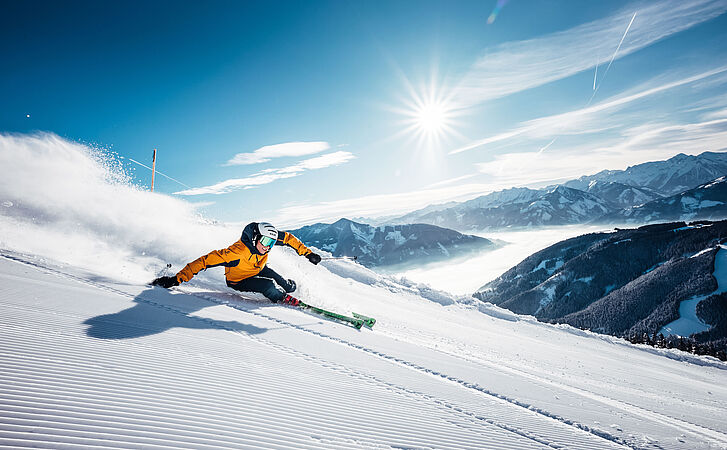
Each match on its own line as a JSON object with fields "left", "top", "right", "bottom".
{"left": 278, "top": 231, "right": 321, "bottom": 264}
{"left": 176, "top": 247, "right": 240, "bottom": 283}
{"left": 152, "top": 246, "right": 239, "bottom": 288}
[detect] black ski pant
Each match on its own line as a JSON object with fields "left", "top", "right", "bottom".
{"left": 226, "top": 266, "right": 289, "bottom": 302}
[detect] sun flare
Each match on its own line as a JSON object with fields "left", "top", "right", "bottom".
{"left": 415, "top": 101, "right": 449, "bottom": 134}
{"left": 392, "top": 76, "right": 463, "bottom": 150}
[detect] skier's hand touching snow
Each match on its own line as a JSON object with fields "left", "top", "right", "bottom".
{"left": 152, "top": 276, "right": 180, "bottom": 289}
{"left": 306, "top": 252, "right": 321, "bottom": 265}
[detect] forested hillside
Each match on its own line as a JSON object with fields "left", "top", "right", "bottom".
{"left": 475, "top": 220, "right": 727, "bottom": 352}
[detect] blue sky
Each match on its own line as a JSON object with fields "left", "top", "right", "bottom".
{"left": 3, "top": 0, "right": 727, "bottom": 227}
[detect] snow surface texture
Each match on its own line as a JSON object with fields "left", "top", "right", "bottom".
{"left": 2, "top": 134, "right": 727, "bottom": 449}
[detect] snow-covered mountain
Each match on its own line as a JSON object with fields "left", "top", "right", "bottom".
{"left": 388, "top": 186, "right": 612, "bottom": 231}
{"left": 564, "top": 151, "right": 727, "bottom": 196}
{"left": 574, "top": 180, "right": 662, "bottom": 209}
{"left": 288, "top": 218, "right": 495, "bottom": 267}
{"left": 389, "top": 187, "right": 543, "bottom": 226}
{"left": 600, "top": 176, "right": 727, "bottom": 224}
{"left": 3, "top": 134, "right": 727, "bottom": 449}
{"left": 475, "top": 220, "right": 727, "bottom": 351}
{"left": 384, "top": 151, "right": 727, "bottom": 231}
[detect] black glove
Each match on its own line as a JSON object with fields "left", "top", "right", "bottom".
{"left": 152, "top": 275, "right": 180, "bottom": 289}
{"left": 306, "top": 252, "right": 321, "bottom": 265}
{"left": 283, "top": 278, "right": 297, "bottom": 293}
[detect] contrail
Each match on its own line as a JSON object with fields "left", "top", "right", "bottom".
{"left": 125, "top": 157, "right": 192, "bottom": 189}
{"left": 538, "top": 137, "right": 557, "bottom": 154}
{"left": 603, "top": 13, "right": 637, "bottom": 79}
{"left": 592, "top": 12, "right": 637, "bottom": 98}
{"left": 542, "top": 13, "right": 634, "bottom": 156}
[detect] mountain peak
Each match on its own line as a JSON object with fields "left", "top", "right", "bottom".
{"left": 333, "top": 217, "right": 355, "bottom": 226}
{"left": 288, "top": 220, "right": 494, "bottom": 266}
{"left": 667, "top": 153, "right": 690, "bottom": 162}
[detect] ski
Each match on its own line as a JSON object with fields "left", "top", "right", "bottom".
{"left": 352, "top": 312, "right": 376, "bottom": 328}
{"left": 296, "top": 300, "right": 364, "bottom": 329}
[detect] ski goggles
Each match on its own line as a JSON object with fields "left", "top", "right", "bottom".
{"left": 259, "top": 236, "right": 276, "bottom": 248}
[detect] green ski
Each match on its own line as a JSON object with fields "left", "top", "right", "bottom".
{"left": 297, "top": 300, "right": 364, "bottom": 329}
{"left": 352, "top": 312, "right": 376, "bottom": 328}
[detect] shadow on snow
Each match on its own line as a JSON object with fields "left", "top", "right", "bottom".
{"left": 84, "top": 287, "right": 271, "bottom": 339}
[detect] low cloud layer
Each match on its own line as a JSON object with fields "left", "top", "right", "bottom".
{"left": 268, "top": 181, "right": 498, "bottom": 228}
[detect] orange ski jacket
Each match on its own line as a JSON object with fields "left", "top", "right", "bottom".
{"left": 176, "top": 222, "right": 312, "bottom": 284}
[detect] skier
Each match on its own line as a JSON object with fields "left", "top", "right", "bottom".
{"left": 152, "top": 222, "right": 321, "bottom": 306}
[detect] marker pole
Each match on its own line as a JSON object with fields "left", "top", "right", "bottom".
{"left": 151, "top": 148, "right": 157, "bottom": 192}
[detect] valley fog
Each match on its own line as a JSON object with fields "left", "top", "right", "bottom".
{"left": 393, "top": 225, "right": 615, "bottom": 295}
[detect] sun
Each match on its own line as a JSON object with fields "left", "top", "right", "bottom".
{"left": 402, "top": 94, "right": 458, "bottom": 148}
{"left": 391, "top": 75, "right": 464, "bottom": 150}
{"left": 415, "top": 101, "right": 449, "bottom": 134}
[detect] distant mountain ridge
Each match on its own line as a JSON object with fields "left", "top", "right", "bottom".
{"left": 601, "top": 177, "right": 727, "bottom": 224}
{"left": 564, "top": 151, "right": 727, "bottom": 196}
{"left": 287, "top": 218, "right": 496, "bottom": 267}
{"left": 392, "top": 186, "right": 613, "bottom": 231}
{"left": 384, "top": 151, "right": 727, "bottom": 231}
{"left": 474, "top": 220, "right": 727, "bottom": 351}
{"left": 390, "top": 187, "right": 542, "bottom": 226}
{"left": 574, "top": 181, "right": 661, "bottom": 209}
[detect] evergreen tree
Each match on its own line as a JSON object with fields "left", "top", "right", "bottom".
{"left": 678, "top": 337, "right": 687, "bottom": 351}
{"left": 643, "top": 332, "right": 652, "bottom": 345}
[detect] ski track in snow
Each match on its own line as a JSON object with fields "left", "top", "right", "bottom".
{"left": 192, "top": 291, "right": 727, "bottom": 450}
{"left": 0, "top": 253, "right": 619, "bottom": 449}
{"left": 2, "top": 252, "right": 727, "bottom": 449}
{"left": 0, "top": 252, "right": 620, "bottom": 450}
{"left": 189, "top": 294, "right": 615, "bottom": 449}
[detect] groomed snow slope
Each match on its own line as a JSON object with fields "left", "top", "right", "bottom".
{"left": 3, "top": 251, "right": 727, "bottom": 449}
{"left": 2, "top": 134, "right": 727, "bottom": 449}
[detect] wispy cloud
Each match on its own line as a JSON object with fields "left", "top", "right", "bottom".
{"left": 269, "top": 182, "right": 500, "bottom": 228}
{"left": 703, "top": 108, "right": 727, "bottom": 120}
{"left": 258, "top": 151, "right": 356, "bottom": 175}
{"left": 475, "top": 147, "right": 634, "bottom": 188}
{"left": 268, "top": 118, "right": 727, "bottom": 227}
{"left": 451, "top": 65, "right": 727, "bottom": 154}
{"left": 619, "top": 118, "right": 727, "bottom": 152}
{"left": 425, "top": 173, "right": 479, "bottom": 189}
{"left": 460, "top": 64, "right": 727, "bottom": 189}
{"left": 454, "top": 0, "right": 727, "bottom": 106}
{"left": 226, "top": 141, "right": 330, "bottom": 165}
{"left": 175, "top": 151, "right": 355, "bottom": 196}
{"left": 474, "top": 117, "right": 727, "bottom": 187}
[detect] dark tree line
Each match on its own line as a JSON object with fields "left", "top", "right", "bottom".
{"left": 624, "top": 331, "right": 727, "bottom": 361}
